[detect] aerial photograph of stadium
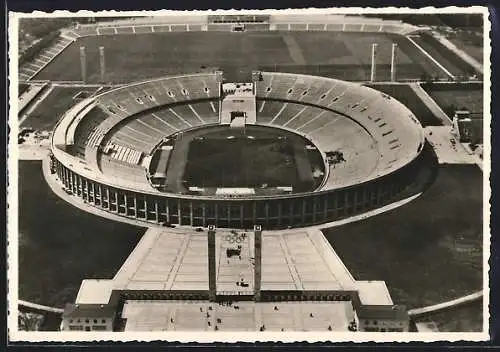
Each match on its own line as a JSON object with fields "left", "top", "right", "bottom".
{"left": 9, "top": 7, "right": 489, "bottom": 342}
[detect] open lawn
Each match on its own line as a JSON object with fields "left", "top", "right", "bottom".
{"left": 33, "top": 31, "right": 444, "bottom": 83}
{"left": 18, "top": 161, "right": 145, "bottom": 308}
{"left": 422, "top": 83, "right": 484, "bottom": 118}
{"left": 323, "top": 164, "right": 483, "bottom": 309}
{"left": 420, "top": 301, "right": 483, "bottom": 332}
{"left": 19, "top": 83, "right": 30, "bottom": 96}
{"left": 446, "top": 29, "right": 483, "bottom": 64}
{"left": 366, "top": 83, "right": 443, "bottom": 126}
{"left": 411, "top": 33, "right": 476, "bottom": 77}
{"left": 21, "top": 86, "right": 100, "bottom": 130}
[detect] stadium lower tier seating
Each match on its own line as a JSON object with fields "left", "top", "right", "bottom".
{"left": 97, "top": 154, "right": 148, "bottom": 185}
{"left": 103, "top": 100, "right": 219, "bottom": 154}
{"left": 73, "top": 106, "right": 111, "bottom": 156}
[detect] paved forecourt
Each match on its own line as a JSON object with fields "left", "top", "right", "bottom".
{"left": 121, "top": 299, "right": 354, "bottom": 332}
{"left": 75, "top": 226, "right": 394, "bottom": 331}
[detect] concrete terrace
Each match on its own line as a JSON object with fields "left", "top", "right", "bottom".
{"left": 75, "top": 227, "right": 393, "bottom": 306}
{"left": 102, "top": 228, "right": 360, "bottom": 294}
{"left": 121, "top": 300, "right": 354, "bottom": 332}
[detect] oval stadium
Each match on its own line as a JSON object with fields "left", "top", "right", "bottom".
{"left": 16, "top": 11, "right": 485, "bottom": 335}
{"left": 50, "top": 71, "right": 426, "bottom": 229}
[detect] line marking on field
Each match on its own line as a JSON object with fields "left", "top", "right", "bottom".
{"left": 19, "top": 85, "right": 54, "bottom": 126}
{"left": 406, "top": 35, "right": 455, "bottom": 80}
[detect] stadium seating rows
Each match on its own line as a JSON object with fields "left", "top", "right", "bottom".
{"left": 254, "top": 72, "right": 423, "bottom": 184}
{"left": 97, "top": 154, "right": 148, "bottom": 185}
{"left": 67, "top": 72, "right": 421, "bottom": 190}
{"left": 72, "top": 106, "right": 110, "bottom": 156}
{"left": 103, "top": 141, "right": 143, "bottom": 165}
{"left": 104, "top": 100, "right": 219, "bottom": 154}
{"left": 69, "top": 75, "right": 220, "bottom": 157}
{"left": 19, "top": 37, "right": 73, "bottom": 81}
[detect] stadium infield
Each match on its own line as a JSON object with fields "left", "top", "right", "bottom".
{"left": 164, "top": 125, "right": 322, "bottom": 195}
{"left": 33, "top": 31, "right": 447, "bottom": 83}
{"left": 323, "top": 164, "right": 483, "bottom": 311}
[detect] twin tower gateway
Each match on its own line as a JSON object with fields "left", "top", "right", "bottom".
{"left": 79, "top": 46, "right": 106, "bottom": 83}
{"left": 79, "top": 43, "right": 399, "bottom": 83}
{"left": 371, "top": 42, "right": 398, "bottom": 82}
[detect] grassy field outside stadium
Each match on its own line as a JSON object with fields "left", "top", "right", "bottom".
{"left": 366, "top": 83, "right": 443, "bottom": 127}
{"left": 18, "top": 161, "right": 144, "bottom": 308}
{"left": 323, "top": 164, "right": 483, "bottom": 311}
{"left": 21, "top": 86, "right": 100, "bottom": 130}
{"left": 19, "top": 83, "right": 30, "bottom": 96}
{"left": 33, "top": 31, "right": 445, "bottom": 83}
{"left": 417, "top": 301, "right": 483, "bottom": 332}
{"left": 421, "top": 82, "right": 483, "bottom": 118}
{"left": 412, "top": 33, "right": 477, "bottom": 77}
{"left": 446, "top": 29, "right": 483, "bottom": 64}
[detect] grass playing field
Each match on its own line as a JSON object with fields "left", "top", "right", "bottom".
{"left": 18, "top": 161, "right": 145, "bottom": 308}
{"left": 21, "top": 86, "right": 100, "bottom": 130}
{"left": 447, "top": 30, "right": 483, "bottom": 64}
{"left": 411, "top": 33, "right": 477, "bottom": 77}
{"left": 366, "top": 83, "right": 443, "bottom": 127}
{"left": 422, "top": 82, "right": 484, "bottom": 118}
{"left": 323, "top": 164, "right": 483, "bottom": 310}
{"left": 182, "top": 126, "right": 319, "bottom": 193}
{"left": 32, "top": 31, "right": 447, "bottom": 83}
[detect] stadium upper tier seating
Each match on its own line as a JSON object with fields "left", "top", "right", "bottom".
{"left": 67, "top": 74, "right": 220, "bottom": 160}
{"left": 54, "top": 72, "right": 424, "bottom": 193}
{"left": 255, "top": 72, "right": 424, "bottom": 178}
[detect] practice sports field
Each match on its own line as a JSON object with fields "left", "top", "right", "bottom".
{"left": 33, "top": 31, "right": 450, "bottom": 83}
{"left": 422, "top": 83, "right": 484, "bottom": 118}
{"left": 366, "top": 83, "right": 443, "bottom": 127}
{"left": 323, "top": 164, "right": 483, "bottom": 313}
{"left": 20, "top": 86, "right": 100, "bottom": 130}
{"left": 447, "top": 29, "right": 483, "bottom": 64}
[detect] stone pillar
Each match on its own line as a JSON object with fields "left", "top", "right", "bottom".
{"left": 177, "top": 199, "right": 182, "bottom": 225}
{"left": 155, "top": 200, "right": 159, "bottom": 223}
{"left": 390, "top": 43, "right": 398, "bottom": 82}
{"left": 208, "top": 225, "right": 217, "bottom": 301}
{"left": 189, "top": 202, "right": 193, "bottom": 226}
{"left": 133, "top": 196, "right": 138, "bottom": 218}
{"left": 165, "top": 199, "right": 170, "bottom": 223}
{"left": 370, "top": 43, "right": 378, "bottom": 83}
{"left": 124, "top": 193, "right": 128, "bottom": 215}
{"left": 99, "top": 46, "right": 106, "bottom": 83}
{"left": 254, "top": 225, "right": 262, "bottom": 301}
{"left": 79, "top": 46, "right": 87, "bottom": 83}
